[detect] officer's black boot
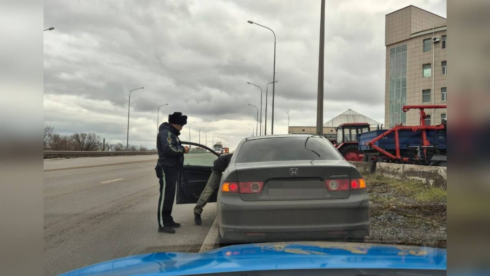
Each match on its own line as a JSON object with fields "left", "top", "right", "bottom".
{"left": 166, "top": 217, "right": 181, "bottom": 228}
{"left": 158, "top": 226, "right": 176, "bottom": 234}
{"left": 194, "top": 213, "right": 202, "bottom": 226}
{"left": 160, "top": 217, "right": 177, "bottom": 233}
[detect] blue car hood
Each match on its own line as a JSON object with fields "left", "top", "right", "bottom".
{"left": 60, "top": 242, "right": 446, "bottom": 276}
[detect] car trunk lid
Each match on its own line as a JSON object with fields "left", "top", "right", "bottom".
{"left": 236, "top": 160, "right": 353, "bottom": 201}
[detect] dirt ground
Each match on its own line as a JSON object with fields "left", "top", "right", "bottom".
{"left": 364, "top": 174, "right": 447, "bottom": 248}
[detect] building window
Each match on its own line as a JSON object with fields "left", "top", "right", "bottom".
{"left": 389, "top": 44, "right": 407, "bottom": 127}
{"left": 425, "top": 115, "right": 431, "bottom": 126}
{"left": 441, "top": 113, "right": 447, "bottom": 123}
{"left": 442, "top": 35, "right": 447, "bottom": 49}
{"left": 441, "top": 87, "right": 447, "bottom": 102}
{"left": 422, "top": 89, "right": 431, "bottom": 103}
{"left": 423, "top": 64, "right": 432, "bottom": 78}
{"left": 442, "top": 61, "right": 447, "bottom": 75}
{"left": 423, "top": 38, "right": 432, "bottom": 52}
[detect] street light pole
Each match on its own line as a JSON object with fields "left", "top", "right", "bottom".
{"left": 127, "top": 87, "right": 144, "bottom": 150}
{"left": 264, "top": 81, "right": 278, "bottom": 135}
{"left": 248, "top": 104, "right": 259, "bottom": 137}
{"left": 248, "top": 124, "right": 254, "bottom": 137}
{"left": 157, "top": 103, "right": 168, "bottom": 134}
{"left": 316, "top": 0, "right": 326, "bottom": 135}
{"left": 188, "top": 121, "right": 198, "bottom": 142}
{"left": 287, "top": 112, "right": 290, "bottom": 133}
{"left": 248, "top": 20, "right": 277, "bottom": 134}
{"left": 247, "top": 82, "right": 263, "bottom": 135}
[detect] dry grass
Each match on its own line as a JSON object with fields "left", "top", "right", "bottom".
{"left": 364, "top": 173, "right": 447, "bottom": 248}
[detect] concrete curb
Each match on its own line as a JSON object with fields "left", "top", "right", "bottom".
{"left": 199, "top": 218, "right": 219, "bottom": 253}
{"left": 350, "top": 161, "right": 447, "bottom": 190}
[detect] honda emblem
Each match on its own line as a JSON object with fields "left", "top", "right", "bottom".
{"left": 289, "top": 168, "right": 299, "bottom": 176}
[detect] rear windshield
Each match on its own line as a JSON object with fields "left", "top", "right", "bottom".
{"left": 236, "top": 137, "right": 343, "bottom": 163}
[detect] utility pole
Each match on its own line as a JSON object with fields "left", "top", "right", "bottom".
{"left": 127, "top": 87, "right": 144, "bottom": 149}
{"left": 316, "top": 0, "right": 325, "bottom": 135}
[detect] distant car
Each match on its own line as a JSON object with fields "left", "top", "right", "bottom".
{"left": 60, "top": 242, "right": 446, "bottom": 276}
{"left": 177, "top": 135, "right": 370, "bottom": 245}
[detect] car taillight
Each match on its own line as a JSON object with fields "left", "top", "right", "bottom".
{"left": 222, "top": 182, "right": 239, "bottom": 193}
{"left": 326, "top": 178, "right": 366, "bottom": 191}
{"left": 350, "top": 178, "right": 367, "bottom": 190}
{"left": 326, "top": 179, "right": 350, "bottom": 191}
{"left": 239, "top": 182, "right": 264, "bottom": 194}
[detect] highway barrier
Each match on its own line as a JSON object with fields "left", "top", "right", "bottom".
{"left": 44, "top": 150, "right": 157, "bottom": 159}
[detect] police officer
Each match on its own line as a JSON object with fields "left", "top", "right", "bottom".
{"left": 194, "top": 153, "right": 233, "bottom": 225}
{"left": 155, "top": 112, "right": 190, "bottom": 234}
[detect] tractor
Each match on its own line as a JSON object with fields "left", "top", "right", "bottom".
{"left": 334, "top": 123, "right": 372, "bottom": 161}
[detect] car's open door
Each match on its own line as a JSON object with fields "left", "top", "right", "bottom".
{"left": 176, "top": 142, "right": 220, "bottom": 204}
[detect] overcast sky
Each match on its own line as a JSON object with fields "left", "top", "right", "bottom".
{"left": 44, "top": 0, "right": 446, "bottom": 150}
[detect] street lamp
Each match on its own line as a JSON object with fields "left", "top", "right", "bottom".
{"left": 44, "top": 27, "right": 55, "bottom": 31}
{"left": 247, "top": 124, "right": 255, "bottom": 137}
{"left": 264, "top": 80, "right": 278, "bottom": 135}
{"left": 248, "top": 20, "right": 277, "bottom": 134}
{"left": 188, "top": 121, "right": 197, "bottom": 142}
{"left": 247, "top": 82, "right": 263, "bottom": 135}
{"left": 157, "top": 103, "right": 169, "bottom": 134}
{"left": 127, "top": 87, "right": 144, "bottom": 150}
{"left": 248, "top": 104, "right": 259, "bottom": 137}
{"left": 287, "top": 112, "right": 290, "bottom": 134}
{"left": 198, "top": 128, "right": 205, "bottom": 145}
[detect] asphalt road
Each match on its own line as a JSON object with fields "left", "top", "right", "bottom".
{"left": 44, "top": 154, "right": 217, "bottom": 276}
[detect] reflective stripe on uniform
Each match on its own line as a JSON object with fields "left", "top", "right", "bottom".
{"left": 159, "top": 168, "right": 166, "bottom": 227}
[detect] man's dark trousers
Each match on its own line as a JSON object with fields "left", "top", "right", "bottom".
{"left": 157, "top": 166, "right": 179, "bottom": 227}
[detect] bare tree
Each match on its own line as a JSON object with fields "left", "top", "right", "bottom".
{"left": 113, "top": 143, "right": 125, "bottom": 151}
{"left": 44, "top": 125, "right": 54, "bottom": 150}
{"left": 50, "top": 134, "right": 72, "bottom": 150}
{"left": 71, "top": 133, "right": 100, "bottom": 151}
{"left": 139, "top": 145, "right": 148, "bottom": 152}
{"left": 129, "top": 145, "right": 137, "bottom": 151}
{"left": 105, "top": 143, "right": 113, "bottom": 151}
{"left": 84, "top": 133, "right": 101, "bottom": 151}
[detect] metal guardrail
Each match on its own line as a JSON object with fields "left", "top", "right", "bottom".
{"left": 44, "top": 150, "right": 158, "bottom": 159}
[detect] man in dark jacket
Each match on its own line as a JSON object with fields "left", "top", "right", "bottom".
{"left": 194, "top": 153, "right": 233, "bottom": 225}
{"left": 155, "top": 112, "right": 190, "bottom": 234}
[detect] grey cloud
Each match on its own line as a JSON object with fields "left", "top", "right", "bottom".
{"left": 44, "top": 0, "right": 446, "bottom": 148}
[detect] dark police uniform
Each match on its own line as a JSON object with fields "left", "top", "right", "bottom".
{"left": 155, "top": 112, "right": 187, "bottom": 233}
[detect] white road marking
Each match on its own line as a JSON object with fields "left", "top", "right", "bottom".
{"left": 100, "top": 178, "right": 125, "bottom": 184}
{"left": 199, "top": 217, "right": 219, "bottom": 253}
